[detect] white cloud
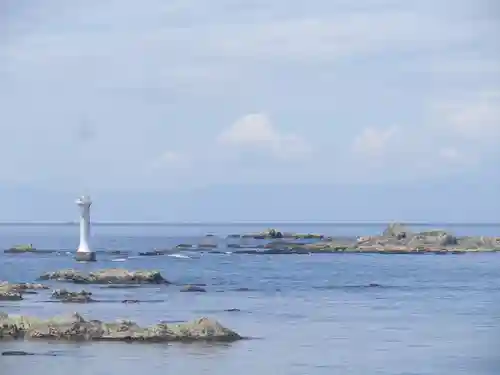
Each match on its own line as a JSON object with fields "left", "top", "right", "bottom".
{"left": 348, "top": 90, "right": 500, "bottom": 172}
{"left": 218, "top": 113, "right": 276, "bottom": 145}
{"left": 0, "top": 0, "right": 498, "bottom": 191}
{"left": 217, "top": 113, "right": 312, "bottom": 161}
{"left": 351, "top": 126, "right": 398, "bottom": 158}
{"left": 2, "top": 0, "right": 488, "bottom": 94}
{"left": 152, "top": 150, "right": 190, "bottom": 169}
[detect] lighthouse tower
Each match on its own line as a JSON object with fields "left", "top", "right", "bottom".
{"left": 75, "top": 195, "right": 97, "bottom": 262}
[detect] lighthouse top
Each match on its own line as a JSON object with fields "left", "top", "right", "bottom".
{"left": 76, "top": 195, "right": 92, "bottom": 206}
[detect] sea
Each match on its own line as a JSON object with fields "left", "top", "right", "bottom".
{"left": 0, "top": 223, "right": 499, "bottom": 375}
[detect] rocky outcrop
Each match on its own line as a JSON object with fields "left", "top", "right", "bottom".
{"left": 180, "top": 285, "right": 207, "bottom": 293}
{"left": 0, "top": 282, "right": 49, "bottom": 294}
{"left": 455, "top": 236, "right": 500, "bottom": 250}
{"left": 353, "top": 224, "right": 498, "bottom": 253}
{"left": 382, "top": 223, "right": 413, "bottom": 240}
{"left": 0, "top": 282, "right": 50, "bottom": 300}
{"left": 38, "top": 269, "right": 170, "bottom": 285}
{"left": 51, "top": 289, "right": 95, "bottom": 303}
{"left": 4, "top": 244, "right": 36, "bottom": 253}
{"left": 237, "top": 228, "right": 326, "bottom": 240}
{"left": 239, "top": 228, "right": 283, "bottom": 239}
{"left": 0, "top": 292, "right": 23, "bottom": 301}
{"left": 290, "top": 233, "right": 324, "bottom": 240}
{"left": 139, "top": 250, "right": 170, "bottom": 256}
{"left": 256, "top": 224, "right": 500, "bottom": 254}
{"left": 407, "top": 230, "right": 457, "bottom": 248}
{"left": 0, "top": 312, "right": 242, "bottom": 342}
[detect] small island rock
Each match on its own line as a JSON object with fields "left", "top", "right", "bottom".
{"left": 38, "top": 268, "right": 170, "bottom": 285}
{"left": 0, "top": 291, "right": 23, "bottom": 301}
{"left": 180, "top": 285, "right": 207, "bottom": 293}
{"left": 0, "top": 312, "right": 242, "bottom": 342}
{"left": 51, "top": 289, "right": 95, "bottom": 303}
{"left": 0, "top": 282, "right": 49, "bottom": 294}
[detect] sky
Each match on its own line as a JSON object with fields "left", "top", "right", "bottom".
{"left": 0, "top": 0, "right": 499, "bottom": 222}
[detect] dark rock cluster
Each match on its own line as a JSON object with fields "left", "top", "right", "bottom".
{"left": 51, "top": 289, "right": 95, "bottom": 303}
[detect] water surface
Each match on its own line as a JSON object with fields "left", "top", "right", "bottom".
{"left": 1, "top": 223, "right": 499, "bottom": 374}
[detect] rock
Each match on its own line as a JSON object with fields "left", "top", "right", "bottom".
{"left": 100, "top": 250, "right": 130, "bottom": 255}
{"left": 175, "top": 244, "right": 194, "bottom": 249}
{"left": 2, "top": 350, "right": 56, "bottom": 356}
{"left": 2, "top": 351, "right": 35, "bottom": 356}
{"left": 38, "top": 269, "right": 87, "bottom": 283}
{"left": 292, "top": 233, "right": 324, "bottom": 240}
{"left": 382, "top": 223, "right": 413, "bottom": 239}
{"left": 138, "top": 250, "right": 169, "bottom": 256}
{"left": 198, "top": 235, "right": 218, "bottom": 248}
{"left": 455, "top": 236, "right": 500, "bottom": 250}
{"left": 38, "top": 268, "right": 170, "bottom": 285}
{"left": 19, "top": 283, "right": 49, "bottom": 291}
{"left": 265, "top": 228, "right": 283, "bottom": 239}
{"left": 240, "top": 228, "right": 284, "bottom": 239}
{"left": 51, "top": 289, "right": 95, "bottom": 303}
{"left": 4, "top": 244, "right": 36, "bottom": 253}
{"left": 352, "top": 225, "right": 468, "bottom": 252}
{"left": 407, "top": 230, "right": 457, "bottom": 248}
{"left": 0, "top": 312, "right": 242, "bottom": 342}
{"left": 90, "top": 269, "right": 168, "bottom": 284}
{"left": 0, "top": 282, "right": 49, "bottom": 294}
{"left": 180, "top": 285, "right": 207, "bottom": 293}
{"left": 0, "top": 291, "right": 23, "bottom": 301}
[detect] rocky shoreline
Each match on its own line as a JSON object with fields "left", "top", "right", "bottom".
{"left": 0, "top": 312, "right": 242, "bottom": 342}
{"left": 0, "top": 267, "right": 244, "bottom": 343}
{"left": 38, "top": 269, "right": 170, "bottom": 284}
{"left": 161, "top": 224, "right": 500, "bottom": 255}
{"left": 0, "top": 282, "right": 49, "bottom": 301}
{"left": 3, "top": 223, "right": 499, "bottom": 256}
{"left": 0, "top": 268, "right": 212, "bottom": 301}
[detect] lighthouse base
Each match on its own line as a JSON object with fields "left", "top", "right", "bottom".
{"left": 75, "top": 251, "right": 97, "bottom": 262}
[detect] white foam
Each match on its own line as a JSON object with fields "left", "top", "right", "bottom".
{"left": 168, "top": 253, "right": 191, "bottom": 259}
{"left": 111, "top": 258, "right": 127, "bottom": 262}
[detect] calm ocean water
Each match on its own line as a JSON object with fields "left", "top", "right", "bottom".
{"left": 1, "top": 223, "right": 499, "bottom": 375}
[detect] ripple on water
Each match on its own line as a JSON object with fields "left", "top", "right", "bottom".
{"left": 1, "top": 226, "right": 500, "bottom": 375}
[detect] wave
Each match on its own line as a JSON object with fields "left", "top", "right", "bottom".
{"left": 168, "top": 253, "right": 191, "bottom": 259}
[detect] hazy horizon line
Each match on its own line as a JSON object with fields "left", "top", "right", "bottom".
{"left": 0, "top": 221, "right": 498, "bottom": 227}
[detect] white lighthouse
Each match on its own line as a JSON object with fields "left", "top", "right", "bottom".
{"left": 75, "top": 195, "right": 97, "bottom": 262}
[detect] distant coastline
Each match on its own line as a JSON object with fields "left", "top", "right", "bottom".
{"left": 0, "top": 221, "right": 499, "bottom": 227}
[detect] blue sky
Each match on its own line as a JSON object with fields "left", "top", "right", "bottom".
{"left": 0, "top": 0, "right": 499, "bottom": 221}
